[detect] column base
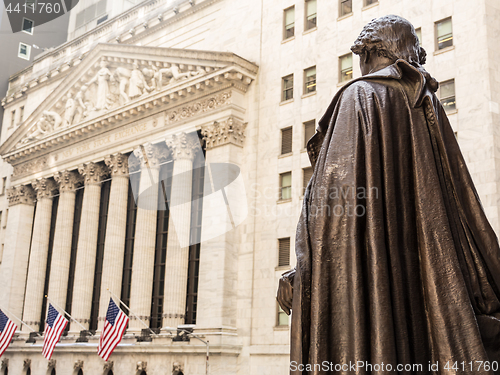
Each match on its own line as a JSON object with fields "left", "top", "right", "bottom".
{"left": 193, "top": 326, "right": 239, "bottom": 346}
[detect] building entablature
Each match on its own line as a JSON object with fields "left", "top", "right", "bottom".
{"left": 0, "top": 44, "right": 256, "bottom": 185}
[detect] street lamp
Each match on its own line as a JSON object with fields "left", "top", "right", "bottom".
{"left": 163, "top": 326, "right": 209, "bottom": 375}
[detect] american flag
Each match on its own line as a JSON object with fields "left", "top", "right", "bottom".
{"left": 97, "top": 298, "right": 129, "bottom": 361}
{"left": 0, "top": 310, "right": 17, "bottom": 358}
{"left": 42, "top": 304, "right": 68, "bottom": 360}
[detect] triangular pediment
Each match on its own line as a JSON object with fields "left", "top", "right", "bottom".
{"left": 0, "top": 43, "right": 258, "bottom": 158}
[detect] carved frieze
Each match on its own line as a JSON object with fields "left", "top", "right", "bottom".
{"left": 78, "top": 162, "right": 109, "bottom": 185}
{"left": 165, "top": 91, "right": 232, "bottom": 125}
{"left": 13, "top": 156, "right": 48, "bottom": 178}
{"left": 32, "top": 178, "right": 58, "bottom": 200}
{"left": 54, "top": 170, "right": 82, "bottom": 192}
{"left": 166, "top": 132, "right": 200, "bottom": 161}
{"left": 7, "top": 185, "right": 36, "bottom": 206}
{"left": 104, "top": 153, "right": 129, "bottom": 177}
{"left": 201, "top": 117, "right": 246, "bottom": 149}
{"left": 19, "top": 59, "right": 208, "bottom": 146}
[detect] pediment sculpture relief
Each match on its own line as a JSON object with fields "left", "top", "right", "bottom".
{"left": 19, "top": 58, "right": 209, "bottom": 146}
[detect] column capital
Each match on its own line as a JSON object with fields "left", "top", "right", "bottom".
{"left": 104, "top": 153, "right": 129, "bottom": 178}
{"left": 201, "top": 117, "right": 246, "bottom": 149}
{"left": 133, "top": 143, "right": 169, "bottom": 168}
{"left": 165, "top": 132, "right": 200, "bottom": 161}
{"left": 78, "top": 162, "right": 109, "bottom": 185}
{"left": 32, "top": 178, "right": 58, "bottom": 200}
{"left": 7, "top": 185, "right": 36, "bottom": 206}
{"left": 54, "top": 170, "right": 82, "bottom": 192}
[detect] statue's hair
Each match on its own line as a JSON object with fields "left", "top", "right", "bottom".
{"left": 351, "top": 15, "right": 438, "bottom": 91}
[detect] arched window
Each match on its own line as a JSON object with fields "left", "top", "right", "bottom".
{"left": 77, "top": 370, "right": 83, "bottom": 375}
{"left": 107, "top": 371, "right": 113, "bottom": 375}
{"left": 140, "top": 372, "right": 146, "bottom": 375}
{"left": 50, "top": 369, "right": 56, "bottom": 375}
{"left": 26, "top": 368, "right": 31, "bottom": 375}
{"left": 4, "top": 366, "right": 8, "bottom": 375}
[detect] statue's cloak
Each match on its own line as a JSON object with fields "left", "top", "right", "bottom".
{"left": 291, "top": 60, "right": 500, "bottom": 374}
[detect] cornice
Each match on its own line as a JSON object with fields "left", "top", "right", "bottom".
{"left": 1, "top": 58, "right": 256, "bottom": 160}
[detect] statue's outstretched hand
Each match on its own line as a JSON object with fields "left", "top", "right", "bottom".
{"left": 277, "top": 268, "right": 295, "bottom": 316}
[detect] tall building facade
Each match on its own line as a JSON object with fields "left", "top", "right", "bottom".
{"left": 0, "top": 0, "right": 499, "bottom": 374}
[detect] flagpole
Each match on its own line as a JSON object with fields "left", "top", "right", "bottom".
{"left": 106, "top": 289, "right": 155, "bottom": 336}
{"left": 44, "top": 295, "right": 89, "bottom": 333}
{"left": 0, "top": 307, "right": 37, "bottom": 333}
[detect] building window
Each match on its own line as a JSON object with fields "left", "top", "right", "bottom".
{"left": 415, "top": 27, "right": 422, "bottom": 45}
{"left": 1, "top": 177, "right": 6, "bottom": 196}
{"left": 339, "top": 0, "right": 352, "bottom": 17}
{"left": 304, "top": 66, "right": 316, "bottom": 94}
{"left": 277, "top": 304, "right": 289, "bottom": 326}
{"left": 89, "top": 180, "right": 111, "bottom": 331}
{"left": 282, "top": 74, "right": 294, "bottom": 101}
{"left": 22, "top": 18, "right": 34, "bottom": 34}
{"left": 283, "top": 6, "right": 295, "bottom": 40}
{"left": 75, "top": 0, "right": 107, "bottom": 29}
{"left": 339, "top": 53, "right": 353, "bottom": 83}
{"left": 3, "top": 209, "right": 8, "bottom": 229}
{"left": 304, "top": 120, "right": 315, "bottom": 148}
{"left": 97, "top": 15, "right": 108, "bottom": 25}
{"left": 10, "top": 110, "right": 16, "bottom": 128}
{"left": 18, "top": 43, "right": 31, "bottom": 60}
{"left": 185, "top": 148, "right": 205, "bottom": 325}
{"left": 281, "top": 127, "right": 293, "bottom": 155}
{"left": 364, "top": 0, "right": 378, "bottom": 6}
{"left": 303, "top": 167, "right": 313, "bottom": 195}
{"left": 278, "top": 237, "right": 290, "bottom": 267}
{"left": 280, "top": 172, "right": 292, "bottom": 200}
{"left": 305, "top": 0, "right": 317, "bottom": 30}
{"left": 439, "top": 79, "right": 456, "bottom": 113}
{"left": 151, "top": 159, "right": 173, "bottom": 329}
{"left": 435, "top": 17, "right": 453, "bottom": 50}
{"left": 19, "top": 106, "right": 25, "bottom": 123}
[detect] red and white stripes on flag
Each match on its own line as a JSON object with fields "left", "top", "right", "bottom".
{"left": 97, "top": 298, "right": 129, "bottom": 361}
{"left": 42, "top": 304, "right": 68, "bottom": 360}
{"left": 0, "top": 309, "right": 17, "bottom": 358}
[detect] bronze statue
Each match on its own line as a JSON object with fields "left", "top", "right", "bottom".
{"left": 278, "top": 15, "right": 500, "bottom": 374}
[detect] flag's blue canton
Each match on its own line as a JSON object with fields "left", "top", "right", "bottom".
{"left": 0, "top": 310, "right": 8, "bottom": 331}
{"left": 46, "top": 304, "right": 59, "bottom": 327}
{"left": 106, "top": 299, "right": 119, "bottom": 325}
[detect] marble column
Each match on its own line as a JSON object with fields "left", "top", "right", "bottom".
{"left": 22, "top": 178, "right": 58, "bottom": 331}
{"left": 0, "top": 185, "right": 36, "bottom": 320}
{"left": 70, "top": 162, "right": 108, "bottom": 331}
{"left": 47, "top": 171, "right": 81, "bottom": 310}
{"left": 97, "top": 153, "right": 129, "bottom": 331}
{"left": 196, "top": 118, "right": 247, "bottom": 331}
{"left": 162, "top": 132, "right": 199, "bottom": 328}
{"left": 128, "top": 143, "right": 162, "bottom": 330}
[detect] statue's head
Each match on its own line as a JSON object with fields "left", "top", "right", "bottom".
{"left": 351, "top": 15, "right": 424, "bottom": 67}
{"left": 100, "top": 60, "right": 107, "bottom": 68}
{"left": 133, "top": 63, "right": 139, "bottom": 69}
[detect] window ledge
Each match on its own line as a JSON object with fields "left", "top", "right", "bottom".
{"left": 301, "top": 148, "right": 308, "bottom": 153}
{"left": 303, "top": 27, "right": 317, "bottom": 35}
{"left": 301, "top": 91, "right": 317, "bottom": 99}
{"left": 337, "top": 13, "right": 353, "bottom": 21}
{"left": 337, "top": 80, "right": 350, "bottom": 87}
{"left": 277, "top": 198, "right": 292, "bottom": 204}
{"left": 275, "top": 265, "right": 292, "bottom": 272}
{"left": 434, "top": 45, "right": 454, "bottom": 56}
{"left": 274, "top": 325, "right": 290, "bottom": 331}
{"left": 444, "top": 109, "right": 458, "bottom": 116}
{"left": 278, "top": 152, "right": 293, "bottom": 159}
{"left": 280, "top": 98, "right": 294, "bottom": 106}
{"left": 362, "top": 2, "right": 379, "bottom": 11}
{"left": 282, "top": 36, "right": 295, "bottom": 44}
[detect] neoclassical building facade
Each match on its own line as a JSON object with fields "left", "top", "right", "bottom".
{"left": 1, "top": 0, "right": 499, "bottom": 374}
